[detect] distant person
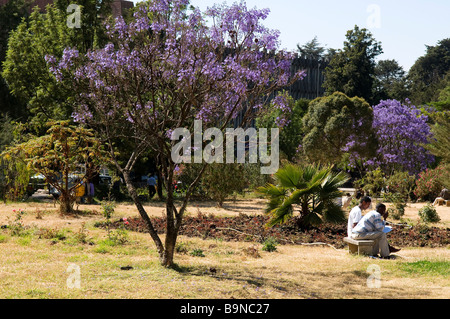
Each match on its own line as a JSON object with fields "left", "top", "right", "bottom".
{"left": 342, "top": 193, "right": 353, "bottom": 209}
{"left": 432, "top": 188, "right": 449, "bottom": 206}
{"left": 147, "top": 174, "right": 157, "bottom": 199}
{"left": 86, "top": 178, "right": 95, "bottom": 204}
{"left": 347, "top": 196, "right": 371, "bottom": 237}
{"left": 74, "top": 179, "right": 85, "bottom": 204}
{"left": 351, "top": 203, "right": 400, "bottom": 258}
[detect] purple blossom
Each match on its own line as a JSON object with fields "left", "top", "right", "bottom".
{"left": 369, "top": 99, "right": 434, "bottom": 175}
{"left": 48, "top": 0, "right": 305, "bottom": 146}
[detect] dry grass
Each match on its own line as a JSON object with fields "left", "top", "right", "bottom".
{"left": 0, "top": 199, "right": 448, "bottom": 299}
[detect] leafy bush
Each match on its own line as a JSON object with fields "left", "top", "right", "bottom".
{"left": 386, "top": 171, "right": 416, "bottom": 201}
{"left": 414, "top": 167, "right": 445, "bottom": 201}
{"left": 418, "top": 204, "right": 441, "bottom": 223}
{"left": 355, "top": 168, "right": 386, "bottom": 197}
{"left": 383, "top": 192, "right": 407, "bottom": 220}
{"left": 105, "top": 228, "right": 129, "bottom": 246}
{"left": 190, "top": 248, "right": 205, "bottom": 257}
{"left": 202, "top": 163, "right": 248, "bottom": 207}
{"left": 261, "top": 237, "right": 278, "bottom": 252}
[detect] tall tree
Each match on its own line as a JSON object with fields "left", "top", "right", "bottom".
{"left": 0, "top": 0, "right": 30, "bottom": 120}
{"left": 297, "top": 36, "right": 335, "bottom": 61}
{"left": 1, "top": 1, "right": 112, "bottom": 132}
{"left": 426, "top": 111, "right": 450, "bottom": 186}
{"left": 48, "top": 0, "right": 306, "bottom": 267}
{"left": 408, "top": 38, "right": 450, "bottom": 105}
{"left": 373, "top": 59, "right": 408, "bottom": 102}
{"left": 2, "top": 121, "right": 107, "bottom": 214}
{"left": 297, "top": 36, "right": 325, "bottom": 60}
{"left": 323, "top": 25, "right": 383, "bottom": 104}
{"left": 301, "top": 91, "right": 377, "bottom": 169}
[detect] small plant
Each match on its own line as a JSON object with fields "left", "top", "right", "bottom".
{"left": 101, "top": 200, "right": 116, "bottom": 221}
{"left": 384, "top": 192, "right": 407, "bottom": 220}
{"left": 38, "top": 227, "right": 67, "bottom": 241}
{"left": 107, "top": 227, "right": 129, "bottom": 246}
{"left": 175, "top": 241, "right": 190, "bottom": 254}
{"left": 71, "top": 222, "right": 90, "bottom": 244}
{"left": 8, "top": 209, "right": 27, "bottom": 236}
{"left": 0, "top": 234, "right": 8, "bottom": 243}
{"left": 190, "top": 248, "right": 205, "bottom": 257}
{"left": 418, "top": 204, "right": 441, "bottom": 223}
{"left": 261, "top": 237, "right": 278, "bottom": 252}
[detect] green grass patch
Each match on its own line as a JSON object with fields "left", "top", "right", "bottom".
{"left": 400, "top": 260, "right": 450, "bottom": 277}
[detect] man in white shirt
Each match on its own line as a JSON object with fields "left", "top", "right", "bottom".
{"left": 347, "top": 196, "right": 371, "bottom": 237}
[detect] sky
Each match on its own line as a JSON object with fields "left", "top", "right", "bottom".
{"left": 133, "top": 0, "right": 450, "bottom": 72}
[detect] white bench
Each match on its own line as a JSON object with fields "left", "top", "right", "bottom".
{"left": 343, "top": 237, "right": 375, "bottom": 255}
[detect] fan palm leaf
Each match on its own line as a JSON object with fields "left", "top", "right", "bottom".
{"left": 259, "top": 163, "right": 349, "bottom": 228}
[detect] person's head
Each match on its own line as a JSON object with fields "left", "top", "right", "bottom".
{"left": 376, "top": 203, "right": 386, "bottom": 215}
{"left": 359, "top": 196, "right": 371, "bottom": 210}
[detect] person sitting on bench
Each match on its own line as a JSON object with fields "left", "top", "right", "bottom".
{"left": 347, "top": 196, "right": 371, "bottom": 238}
{"left": 351, "top": 203, "right": 399, "bottom": 258}
{"left": 432, "top": 188, "right": 449, "bottom": 206}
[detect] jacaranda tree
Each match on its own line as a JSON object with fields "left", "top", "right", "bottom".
{"left": 366, "top": 99, "right": 434, "bottom": 175}
{"left": 48, "top": 0, "right": 305, "bottom": 267}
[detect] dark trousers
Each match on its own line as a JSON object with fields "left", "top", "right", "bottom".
{"left": 148, "top": 185, "right": 156, "bottom": 198}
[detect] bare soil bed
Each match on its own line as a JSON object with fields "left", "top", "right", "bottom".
{"left": 108, "top": 213, "right": 450, "bottom": 249}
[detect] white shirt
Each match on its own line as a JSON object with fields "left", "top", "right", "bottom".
{"left": 347, "top": 206, "right": 362, "bottom": 237}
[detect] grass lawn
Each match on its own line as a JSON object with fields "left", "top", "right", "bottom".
{"left": 0, "top": 200, "right": 448, "bottom": 299}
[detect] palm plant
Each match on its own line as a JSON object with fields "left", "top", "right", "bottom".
{"left": 257, "top": 163, "right": 349, "bottom": 229}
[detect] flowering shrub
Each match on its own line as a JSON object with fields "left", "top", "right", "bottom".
{"left": 414, "top": 166, "right": 445, "bottom": 201}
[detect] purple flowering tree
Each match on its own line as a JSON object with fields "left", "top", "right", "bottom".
{"left": 365, "top": 99, "right": 434, "bottom": 175}
{"left": 48, "top": 0, "right": 305, "bottom": 267}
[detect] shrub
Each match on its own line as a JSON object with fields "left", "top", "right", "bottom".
{"left": 383, "top": 192, "right": 407, "bottom": 220}
{"left": 386, "top": 171, "right": 416, "bottom": 201}
{"left": 202, "top": 163, "right": 248, "bottom": 207}
{"left": 190, "top": 248, "right": 205, "bottom": 257}
{"left": 356, "top": 168, "right": 386, "bottom": 197}
{"left": 414, "top": 167, "right": 445, "bottom": 201}
{"left": 262, "top": 237, "right": 278, "bottom": 252}
{"left": 0, "top": 234, "right": 8, "bottom": 243}
{"left": 418, "top": 204, "right": 441, "bottom": 223}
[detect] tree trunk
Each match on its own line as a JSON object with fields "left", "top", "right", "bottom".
{"left": 122, "top": 170, "right": 165, "bottom": 263}
{"left": 59, "top": 192, "right": 74, "bottom": 215}
{"left": 161, "top": 163, "right": 179, "bottom": 268}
